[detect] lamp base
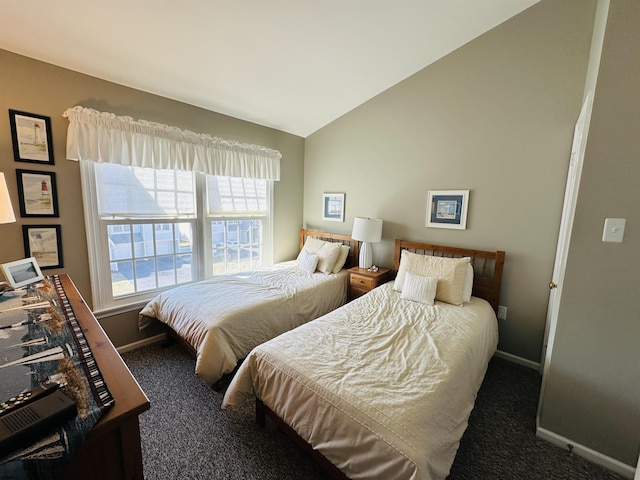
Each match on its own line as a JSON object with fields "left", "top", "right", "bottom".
{"left": 359, "top": 241, "right": 373, "bottom": 269}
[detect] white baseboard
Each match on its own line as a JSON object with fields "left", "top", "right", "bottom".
{"left": 536, "top": 427, "right": 636, "bottom": 479}
{"left": 117, "top": 333, "right": 167, "bottom": 354}
{"left": 494, "top": 349, "right": 540, "bottom": 370}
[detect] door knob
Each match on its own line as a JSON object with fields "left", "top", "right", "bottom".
{"left": 549, "top": 281, "right": 557, "bottom": 289}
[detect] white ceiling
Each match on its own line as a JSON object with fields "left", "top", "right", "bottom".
{"left": 0, "top": 1, "right": 539, "bottom": 138}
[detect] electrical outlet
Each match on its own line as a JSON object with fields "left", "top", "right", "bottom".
{"left": 497, "top": 305, "right": 507, "bottom": 320}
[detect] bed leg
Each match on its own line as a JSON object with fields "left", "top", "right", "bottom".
{"left": 256, "top": 398, "right": 266, "bottom": 426}
{"left": 161, "top": 333, "right": 176, "bottom": 348}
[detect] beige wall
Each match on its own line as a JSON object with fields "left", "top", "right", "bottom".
{"left": 0, "top": 49, "right": 305, "bottom": 346}
{"left": 304, "top": 0, "right": 596, "bottom": 363}
{"left": 539, "top": 0, "right": 640, "bottom": 468}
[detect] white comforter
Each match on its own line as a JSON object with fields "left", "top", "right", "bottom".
{"left": 222, "top": 282, "right": 498, "bottom": 480}
{"left": 139, "top": 262, "right": 348, "bottom": 384}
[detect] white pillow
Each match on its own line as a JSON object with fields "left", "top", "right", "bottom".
{"left": 297, "top": 238, "right": 342, "bottom": 274}
{"left": 332, "top": 245, "right": 351, "bottom": 273}
{"left": 463, "top": 263, "right": 474, "bottom": 303}
{"left": 393, "top": 251, "right": 470, "bottom": 306}
{"left": 401, "top": 272, "right": 438, "bottom": 305}
{"left": 298, "top": 250, "right": 319, "bottom": 274}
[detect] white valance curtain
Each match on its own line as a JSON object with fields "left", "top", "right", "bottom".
{"left": 63, "top": 106, "right": 281, "bottom": 180}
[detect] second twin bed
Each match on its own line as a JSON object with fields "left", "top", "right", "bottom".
{"left": 223, "top": 239, "right": 505, "bottom": 480}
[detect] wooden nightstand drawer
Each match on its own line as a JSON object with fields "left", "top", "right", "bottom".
{"left": 350, "top": 273, "right": 377, "bottom": 290}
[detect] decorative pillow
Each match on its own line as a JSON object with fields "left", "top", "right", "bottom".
{"left": 332, "top": 245, "right": 351, "bottom": 273}
{"left": 297, "top": 237, "right": 342, "bottom": 274}
{"left": 400, "top": 272, "right": 438, "bottom": 305}
{"left": 393, "top": 251, "right": 471, "bottom": 306}
{"left": 298, "top": 250, "right": 319, "bottom": 274}
{"left": 463, "top": 263, "right": 474, "bottom": 303}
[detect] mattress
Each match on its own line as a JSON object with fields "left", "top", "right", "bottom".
{"left": 139, "top": 261, "right": 348, "bottom": 384}
{"left": 222, "top": 282, "right": 498, "bottom": 480}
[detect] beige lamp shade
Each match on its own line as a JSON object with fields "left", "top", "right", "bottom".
{"left": 351, "top": 217, "right": 383, "bottom": 268}
{"left": 0, "top": 172, "right": 16, "bottom": 224}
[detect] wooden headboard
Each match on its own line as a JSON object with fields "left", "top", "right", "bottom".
{"left": 300, "top": 229, "right": 359, "bottom": 270}
{"left": 393, "top": 239, "right": 505, "bottom": 313}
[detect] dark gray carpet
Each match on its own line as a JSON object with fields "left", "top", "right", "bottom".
{"left": 121, "top": 344, "right": 624, "bottom": 480}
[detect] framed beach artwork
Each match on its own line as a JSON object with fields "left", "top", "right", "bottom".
{"left": 23, "top": 225, "right": 64, "bottom": 269}
{"left": 16, "top": 169, "right": 59, "bottom": 217}
{"left": 322, "top": 192, "right": 345, "bottom": 222}
{"left": 426, "top": 190, "right": 469, "bottom": 230}
{"left": 9, "top": 109, "right": 55, "bottom": 165}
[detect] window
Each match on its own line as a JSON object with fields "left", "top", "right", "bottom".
{"left": 107, "top": 222, "right": 194, "bottom": 296}
{"left": 207, "top": 176, "right": 266, "bottom": 274}
{"left": 81, "top": 161, "right": 272, "bottom": 313}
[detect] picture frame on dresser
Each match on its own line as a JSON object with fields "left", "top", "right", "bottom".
{"left": 426, "top": 189, "right": 469, "bottom": 230}
{"left": 9, "top": 109, "right": 55, "bottom": 165}
{"left": 16, "top": 169, "right": 59, "bottom": 217}
{"left": 23, "top": 224, "right": 63, "bottom": 269}
{"left": 0, "top": 257, "right": 44, "bottom": 289}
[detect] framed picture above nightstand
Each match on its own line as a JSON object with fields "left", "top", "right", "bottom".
{"left": 347, "top": 266, "right": 391, "bottom": 300}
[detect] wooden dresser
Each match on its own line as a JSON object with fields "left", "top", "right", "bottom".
{"left": 59, "top": 274, "right": 150, "bottom": 480}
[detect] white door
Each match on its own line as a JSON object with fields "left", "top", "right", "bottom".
{"left": 536, "top": 92, "right": 593, "bottom": 424}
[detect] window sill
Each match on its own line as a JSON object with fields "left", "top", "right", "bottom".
{"left": 93, "top": 300, "right": 150, "bottom": 320}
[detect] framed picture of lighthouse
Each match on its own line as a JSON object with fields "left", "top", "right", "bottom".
{"left": 9, "top": 109, "right": 54, "bottom": 165}
{"left": 23, "top": 225, "right": 63, "bottom": 269}
{"left": 16, "top": 169, "right": 59, "bottom": 217}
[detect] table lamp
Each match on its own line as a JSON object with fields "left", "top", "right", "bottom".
{"left": 351, "top": 217, "right": 383, "bottom": 269}
{"left": 0, "top": 172, "right": 16, "bottom": 224}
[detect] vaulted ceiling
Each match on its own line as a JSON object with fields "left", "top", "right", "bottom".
{"left": 0, "top": 1, "right": 539, "bottom": 137}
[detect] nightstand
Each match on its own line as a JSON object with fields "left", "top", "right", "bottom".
{"left": 348, "top": 266, "right": 391, "bottom": 300}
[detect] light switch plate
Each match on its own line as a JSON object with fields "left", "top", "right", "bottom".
{"left": 602, "top": 218, "right": 626, "bottom": 243}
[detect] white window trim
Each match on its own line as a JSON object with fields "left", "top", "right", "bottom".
{"left": 80, "top": 160, "right": 113, "bottom": 312}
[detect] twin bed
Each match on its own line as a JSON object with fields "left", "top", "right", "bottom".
{"left": 222, "top": 239, "right": 505, "bottom": 480}
{"left": 139, "top": 229, "right": 358, "bottom": 385}
{"left": 140, "top": 229, "right": 505, "bottom": 479}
